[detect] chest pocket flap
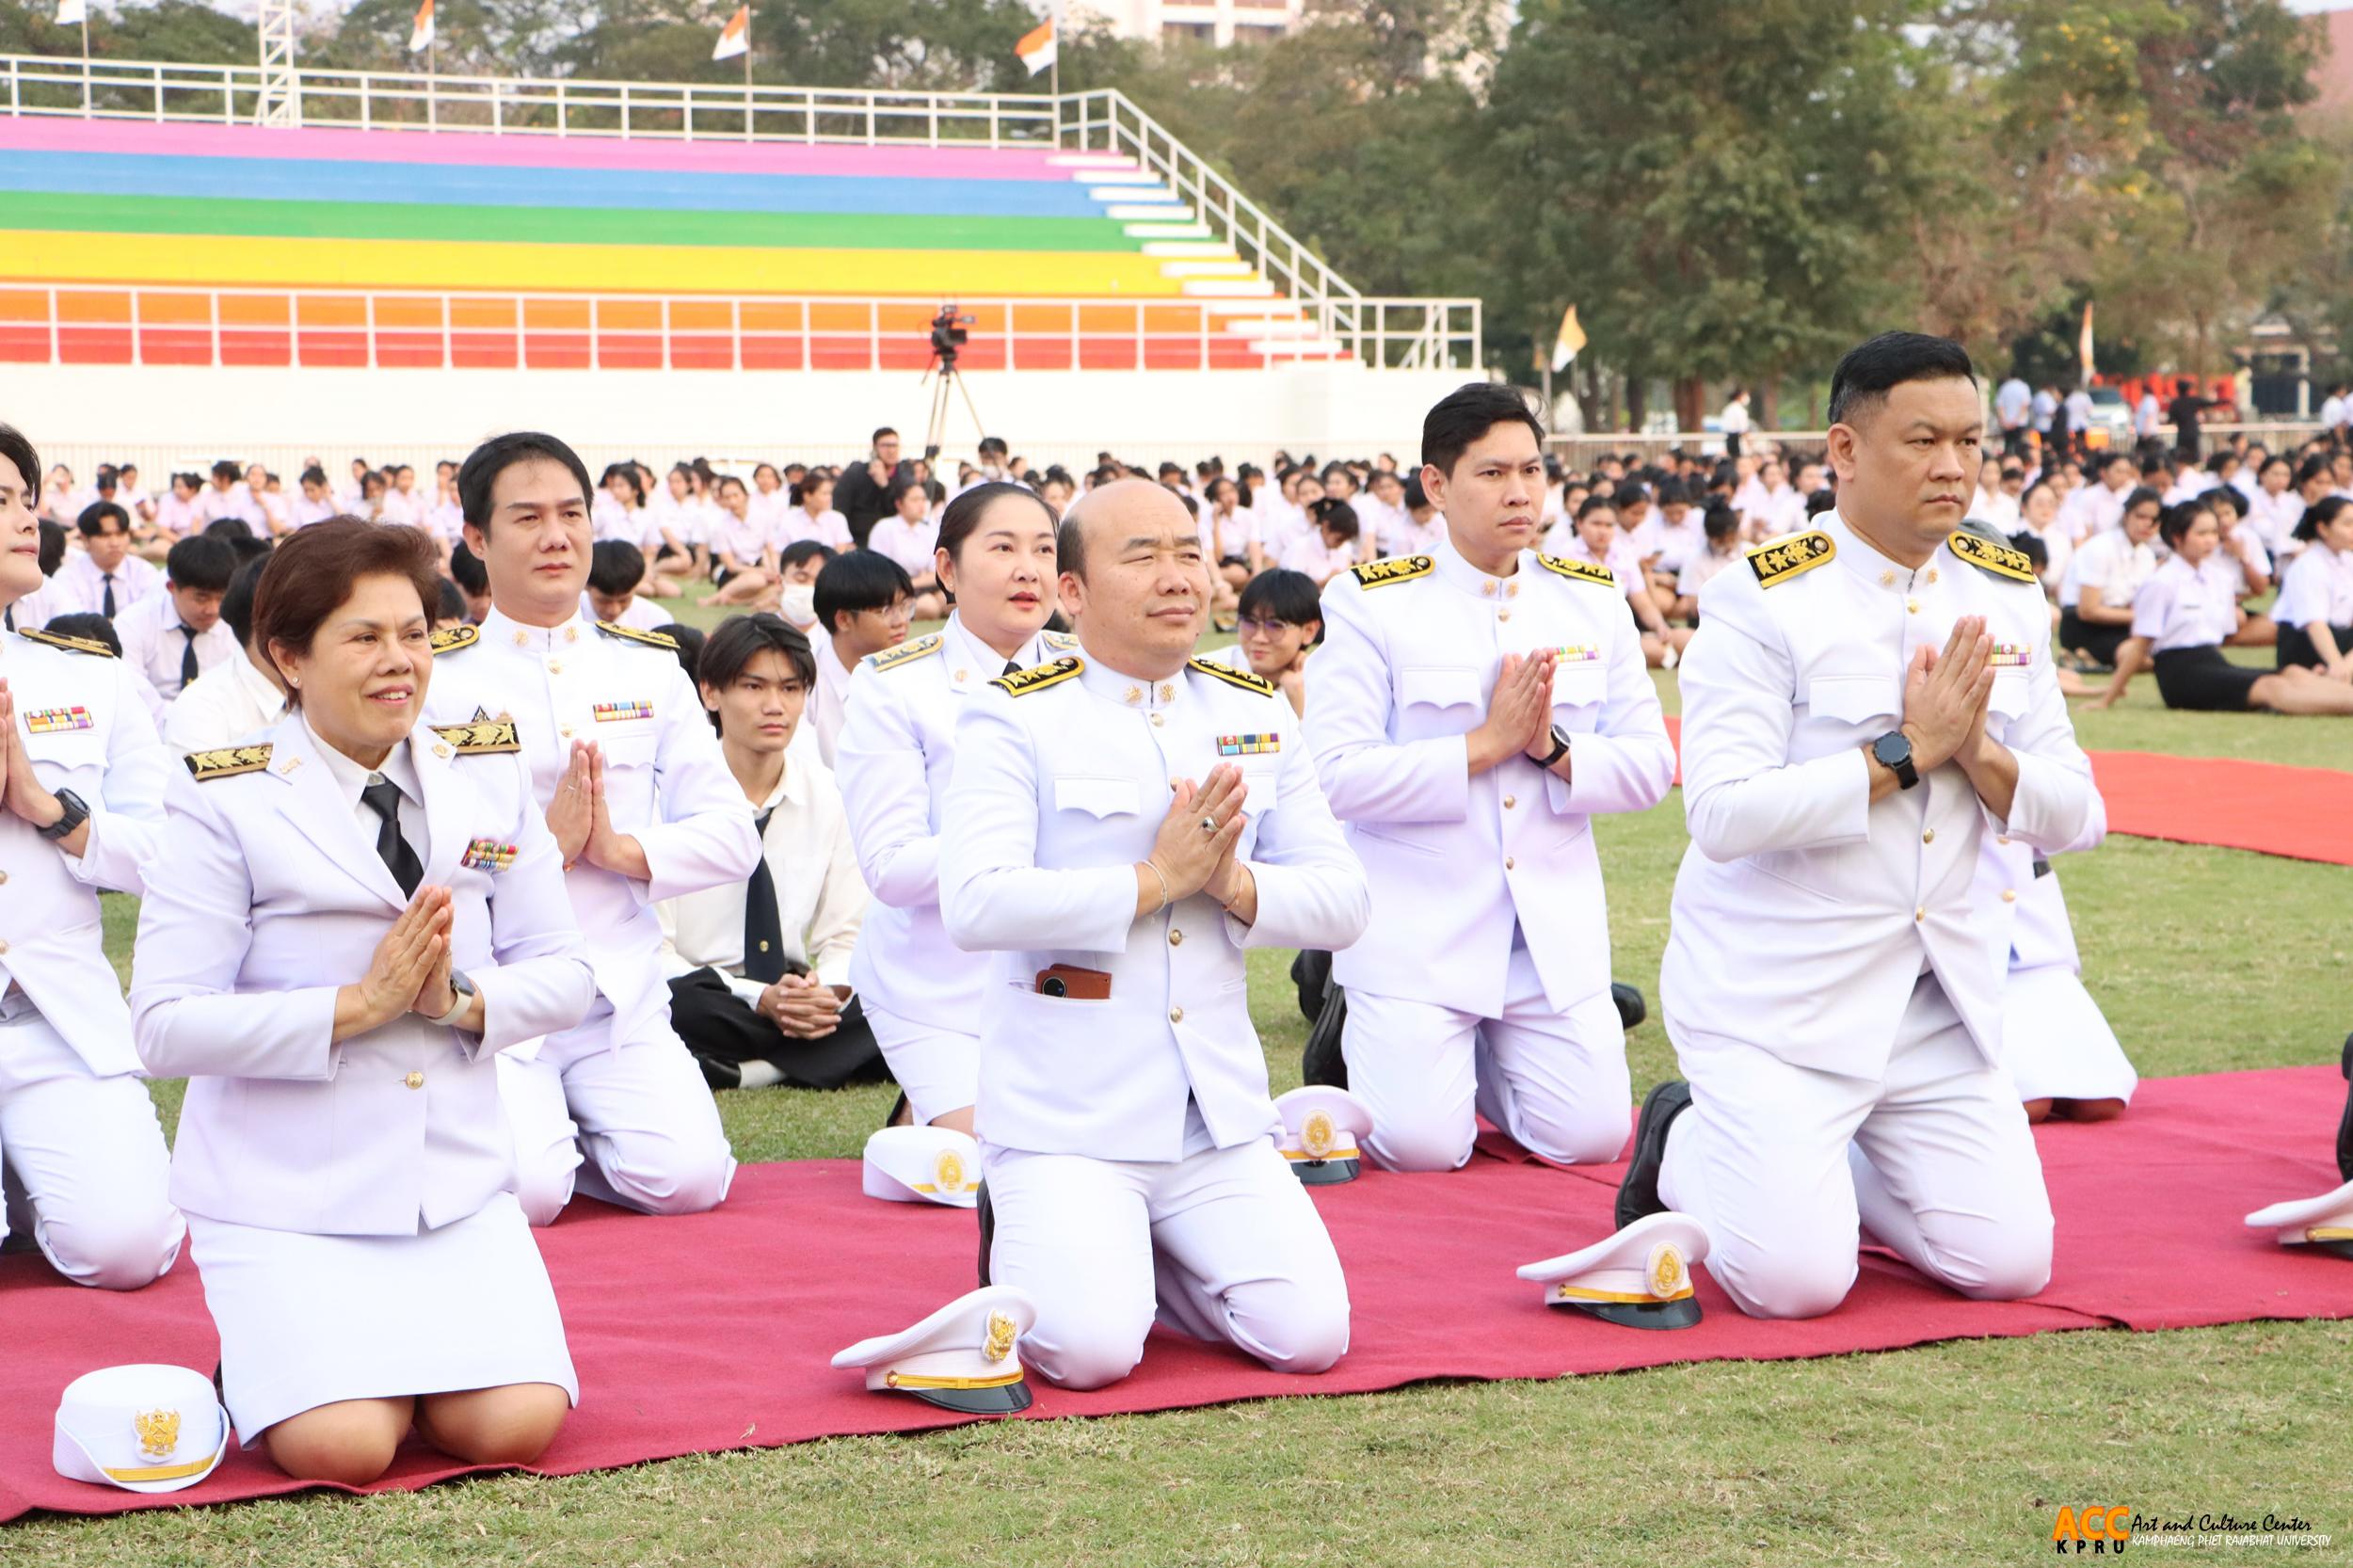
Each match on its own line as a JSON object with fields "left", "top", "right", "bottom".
{"left": 1400, "top": 664, "right": 1482, "bottom": 710}
{"left": 1054, "top": 776, "right": 1140, "bottom": 818}
{"left": 1550, "top": 662, "right": 1609, "bottom": 710}
{"left": 1805, "top": 672, "right": 1900, "bottom": 727}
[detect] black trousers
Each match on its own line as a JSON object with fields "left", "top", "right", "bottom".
{"left": 2057, "top": 608, "right": 2127, "bottom": 667}
{"left": 666, "top": 967, "right": 888, "bottom": 1092}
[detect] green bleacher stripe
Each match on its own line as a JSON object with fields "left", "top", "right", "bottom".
{"left": 0, "top": 194, "right": 1144, "bottom": 253}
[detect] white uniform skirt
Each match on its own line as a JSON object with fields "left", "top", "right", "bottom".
{"left": 2000, "top": 966, "right": 2138, "bottom": 1105}
{"left": 188, "top": 1192, "right": 577, "bottom": 1445}
{"left": 865, "top": 1000, "right": 980, "bottom": 1128}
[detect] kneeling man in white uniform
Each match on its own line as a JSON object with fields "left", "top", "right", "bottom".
{"left": 1624, "top": 332, "right": 2105, "bottom": 1320}
{"left": 940, "top": 479, "right": 1369, "bottom": 1390}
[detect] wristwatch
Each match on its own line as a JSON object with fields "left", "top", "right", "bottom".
{"left": 1870, "top": 730, "right": 1920, "bottom": 791}
{"left": 1539, "top": 727, "right": 1572, "bottom": 769}
{"left": 429, "top": 970, "right": 478, "bottom": 1030}
{"left": 36, "top": 788, "right": 89, "bottom": 841}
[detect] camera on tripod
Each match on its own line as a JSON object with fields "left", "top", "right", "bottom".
{"left": 930, "top": 305, "right": 973, "bottom": 367}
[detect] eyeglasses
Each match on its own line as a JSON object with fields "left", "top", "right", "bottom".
{"left": 1236, "top": 618, "right": 1300, "bottom": 636}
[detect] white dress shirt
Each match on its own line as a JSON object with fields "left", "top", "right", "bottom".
{"left": 2272, "top": 541, "right": 2353, "bottom": 631}
{"left": 114, "top": 592, "right": 236, "bottom": 707}
{"left": 778, "top": 507, "right": 854, "bottom": 552}
{"left": 2130, "top": 554, "right": 2243, "bottom": 653}
{"left": 656, "top": 754, "right": 866, "bottom": 995}
{"left": 162, "top": 647, "right": 287, "bottom": 751}
{"left": 52, "top": 552, "right": 161, "bottom": 618}
{"left": 2061, "top": 529, "right": 2158, "bottom": 613}
{"left": 868, "top": 515, "right": 941, "bottom": 580}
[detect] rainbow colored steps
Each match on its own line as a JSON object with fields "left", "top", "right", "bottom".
{"left": 0, "top": 118, "right": 1338, "bottom": 371}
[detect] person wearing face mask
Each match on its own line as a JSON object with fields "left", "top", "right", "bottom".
{"left": 775, "top": 540, "right": 832, "bottom": 634}
{"left": 1305, "top": 384, "right": 1675, "bottom": 1176}
{"left": 0, "top": 422, "right": 184, "bottom": 1298}
{"left": 937, "top": 479, "right": 1369, "bottom": 1390}
{"left": 2093, "top": 500, "right": 2353, "bottom": 714}
{"left": 836, "top": 482, "right": 1080, "bottom": 1135}
{"left": 421, "top": 432, "right": 759, "bottom": 1228}
{"left": 131, "top": 519, "right": 593, "bottom": 1485}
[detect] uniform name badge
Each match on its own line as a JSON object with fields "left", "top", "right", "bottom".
{"left": 461, "top": 838, "right": 519, "bottom": 872}
{"left": 25, "top": 706, "right": 94, "bottom": 733}
{"left": 1216, "top": 733, "right": 1280, "bottom": 756}
{"left": 592, "top": 699, "right": 654, "bottom": 724}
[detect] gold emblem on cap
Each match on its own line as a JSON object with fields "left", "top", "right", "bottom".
{"left": 935, "top": 1147, "right": 966, "bottom": 1194}
{"left": 983, "top": 1309, "right": 1018, "bottom": 1363}
{"left": 134, "top": 1407, "right": 181, "bottom": 1460}
{"left": 1302, "top": 1109, "right": 1337, "bottom": 1160}
{"left": 1647, "top": 1241, "right": 1688, "bottom": 1299}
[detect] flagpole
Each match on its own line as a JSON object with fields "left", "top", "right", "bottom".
{"left": 744, "top": 34, "right": 754, "bottom": 142}
{"left": 427, "top": 33, "right": 438, "bottom": 131}
{"left": 78, "top": 10, "right": 90, "bottom": 118}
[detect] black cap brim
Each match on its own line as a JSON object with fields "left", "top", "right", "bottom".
{"left": 1555, "top": 1295, "right": 1703, "bottom": 1331}
{"left": 2309, "top": 1238, "right": 2353, "bottom": 1263}
{"left": 1289, "top": 1156, "right": 1359, "bottom": 1186}
{"left": 907, "top": 1379, "right": 1032, "bottom": 1416}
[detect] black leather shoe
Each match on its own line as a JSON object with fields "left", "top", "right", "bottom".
{"left": 1611, "top": 982, "right": 1647, "bottom": 1031}
{"left": 1616, "top": 1080, "right": 1692, "bottom": 1230}
{"left": 2336, "top": 1032, "right": 2353, "bottom": 1183}
{"left": 975, "top": 1179, "right": 994, "bottom": 1288}
{"left": 1300, "top": 979, "right": 1350, "bottom": 1090}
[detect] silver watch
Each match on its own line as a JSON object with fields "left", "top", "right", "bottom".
{"left": 429, "top": 969, "right": 477, "bottom": 1030}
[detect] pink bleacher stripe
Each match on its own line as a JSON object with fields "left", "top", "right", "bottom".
{"left": 0, "top": 119, "right": 1098, "bottom": 180}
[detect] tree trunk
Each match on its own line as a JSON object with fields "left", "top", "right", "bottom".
{"left": 1625, "top": 375, "right": 1648, "bottom": 434}
{"left": 1756, "top": 378, "right": 1781, "bottom": 430}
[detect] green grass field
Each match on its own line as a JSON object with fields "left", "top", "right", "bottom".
{"left": 27, "top": 605, "right": 2353, "bottom": 1564}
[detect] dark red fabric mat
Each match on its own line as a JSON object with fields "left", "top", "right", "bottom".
{"left": 6, "top": 1065, "right": 2349, "bottom": 1523}
{"left": 1659, "top": 717, "right": 2353, "bottom": 866}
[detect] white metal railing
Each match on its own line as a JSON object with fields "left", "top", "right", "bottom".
{"left": 1545, "top": 419, "right": 2330, "bottom": 467}
{"left": 0, "top": 52, "right": 1481, "bottom": 372}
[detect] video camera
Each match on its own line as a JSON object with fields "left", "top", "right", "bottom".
{"left": 930, "top": 305, "right": 973, "bottom": 367}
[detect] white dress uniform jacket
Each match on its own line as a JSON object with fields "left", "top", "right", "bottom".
{"left": 1306, "top": 534, "right": 1676, "bottom": 1016}
{"left": 0, "top": 628, "right": 169, "bottom": 1077}
{"left": 939, "top": 652, "right": 1369, "bottom": 1161}
{"left": 1664, "top": 513, "right": 2105, "bottom": 1077}
{"left": 161, "top": 648, "right": 286, "bottom": 752}
{"left": 130, "top": 713, "right": 595, "bottom": 1235}
{"left": 838, "top": 616, "right": 1080, "bottom": 1032}
{"left": 420, "top": 609, "right": 760, "bottom": 1050}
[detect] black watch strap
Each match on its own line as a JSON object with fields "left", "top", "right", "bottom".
{"left": 1541, "top": 727, "right": 1572, "bottom": 768}
{"left": 1871, "top": 731, "right": 1919, "bottom": 791}
{"left": 38, "top": 788, "right": 89, "bottom": 841}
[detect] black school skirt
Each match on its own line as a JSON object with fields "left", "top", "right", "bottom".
{"left": 2153, "top": 646, "right": 2263, "bottom": 712}
{"left": 2277, "top": 621, "right": 2353, "bottom": 671}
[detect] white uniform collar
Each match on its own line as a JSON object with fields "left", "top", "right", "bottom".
{"left": 301, "top": 712, "right": 424, "bottom": 812}
{"left": 1076, "top": 649, "right": 1189, "bottom": 712}
{"left": 940, "top": 612, "right": 1052, "bottom": 685}
{"left": 1431, "top": 526, "right": 1523, "bottom": 599}
{"left": 480, "top": 602, "right": 588, "bottom": 654}
{"left": 1822, "top": 508, "right": 1944, "bottom": 596}
{"left": 235, "top": 646, "right": 289, "bottom": 710}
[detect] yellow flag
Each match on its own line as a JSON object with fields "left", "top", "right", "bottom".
{"left": 1551, "top": 305, "right": 1587, "bottom": 374}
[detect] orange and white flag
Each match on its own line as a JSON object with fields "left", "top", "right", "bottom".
{"left": 713, "top": 6, "right": 750, "bottom": 60}
{"left": 1015, "top": 18, "right": 1056, "bottom": 77}
{"left": 408, "top": 0, "right": 435, "bottom": 54}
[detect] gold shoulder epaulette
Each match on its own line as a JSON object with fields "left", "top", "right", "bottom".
{"left": 1747, "top": 530, "right": 1836, "bottom": 588}
{"left": 1536, "top": 553, "right": 1617, "bottom": 589}
{"left": 1042, "top": 630, "right": 1080, "bottom": 651}
{"left": 865, "top": 633, "right": 942, "bottom": 673}
{"left": 185, "top": 744, "right": 271, "bottom": 781}
{"left": 428, "top": 624, "right": 479, "bottom": 655}
{"left": 429, "top": 719, "right": 521, "bottom": 755}
{"left": 17, "top": 627, "right": 115, "bottom": 658}
{"left": 1947, "top": 530, "right": 2038, "bottom": 584}
{"left": 1190, "top": 657, "right": 1275, "bottom": 696}
{"left": 595, "top": 620, "right": 679, "bottom": 650}
{"left": 989, "top": 655, "right": 1081, "bottom": 697}
{"left": 1351, "top": 554, "right": 1433, "bottom": 589}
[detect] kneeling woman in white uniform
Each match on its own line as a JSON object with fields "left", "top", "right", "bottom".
{"left": 2103, "top": 499, "right": 2353, "bottom": 715}
{"left": 835, "top": 482, "right": 1074, "bottom": 1132}
{"left": 130, "top": 520, "right": 595, "bottom": 1485}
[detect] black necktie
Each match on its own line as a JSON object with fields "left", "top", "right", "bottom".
{"left": 743, "top": 808, "right": 786, "bottom": 984}
{"left": 101, "top": 572, "right": 116, "bottom": 618}
{"left": 178, "top": 624, "right": 200, "bottom": 689}
{"left": 1003, "top": 658, "right": 1021, "bottom": 676}
{"left": 361, "top": 778, "right": 424, "bottom": 898}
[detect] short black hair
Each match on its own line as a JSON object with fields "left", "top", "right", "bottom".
{"left": 202, "top": 516, "right": 255, "bottom": 542}
{"left": 299, "top": 466, "right": 328, "bottom": 489}
{"left": 697, "top": 612, "right": 817, "bottom": 716}
{"left": 813, "top": 549, "right": 912, "bottom": 634}
{"left": 1420, "top": 383, "right": 1545, "bottom": 476}
{"left": 1577, "top": 492, "right": 1619, "bottom": 521}
{"left": 588, "top": 539, "right": 646, "bottom": 598}
{"left": 1611, "top": 481, "right": 1647, "bottom": 511}
{"left": 1825, "top": 331, "right": 1977, "bottom": 428}
{"left": 1312, "top": 497, "right": 1359, "bottom": 540}
{"left": 2295, "top": 495, "right": 2350, "bottom": 543}
{"left": 224, "top": 533, "right": 272, "bottom": 568}
{"left": 220, "top": 555, "right": 267, "bottom": 647}
{"left": 937, "top": 480, "right": 1056, "bottom": 568}
{"left": 456, "top": 431, "right": 594, "bottom": 533}
{"left": 1401, "top": 474, "right": 1429, "bottom": 511}
{"left": 2122, "top": 485, "right": 2165, "bottom": 518}
{"left": 210, "top": 459, "right": 240, "bottom": 483}
{"left": 1702, "top": 502, "right": 1741, "bottom": 541}
{"left": 45, "top": 612, "right": 122, "bottom": 653}
{"left": 37, "top": 519, "right": 66, "bottom": 575}
{"left": 0, "top": 423, "right": 41, "bottom": 504}
{"left": 1057, "top": 513, "right": 1088, "bottom": 580}
{"left": 779, "top": 539, "right": 836, "bottom": 575}
{"left": 447, "top": 539, "right": 488, "bottom": 595}
{"left": 1805, "top": 488, "right": 1839, "bottom": 518}
{"left": 164, "top": 535, "right": 236, "bottom": 594}
{"left": 1236, "top": 568, "right": 1322, "bottom": 632}
{"left": 77, "top": 502, "right": 130, "bottom": 536}
{"left": 871, "top": 426, "right": 898, "bottom": 445}
{"left": 435, "top": 576, "right": 467, "bottom": 623}
{"left": 2157, "top": 498, "right": 2212, "bottom": 551}
{"left": 654, "top": 621, "right": 705, "bottom": 684}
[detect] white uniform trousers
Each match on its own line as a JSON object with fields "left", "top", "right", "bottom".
{"left": 1659, "top": 969, "right": 2054, "bottom": 1320}
{"left": 1342, "top": 942, "right": 1632, "bottom": 1173}
{"left": 864, "top": 1000, "right": 977, "bottom": 1128}
{"left": 982, "top": 1137, "right": 1351, "bottom": 1391}
{"left": 2003, "top": 967, "right": 2137, "bottom": 1106}
{"left": 0, "top": 1000, "right": 184, "bottom": 1289}
{"left": 496, "top": 1001, "right": 735, "bottom": 1227}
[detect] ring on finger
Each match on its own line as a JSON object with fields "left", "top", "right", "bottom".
{"left": 1200, "top": 815, "right": 1218, "bottom": 834}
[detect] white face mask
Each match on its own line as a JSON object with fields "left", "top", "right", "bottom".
{"left": 780, "top": 583, "right": 817, "bottom": 626}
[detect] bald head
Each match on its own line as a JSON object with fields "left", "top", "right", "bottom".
{"left": 1059, "top": 477, "right": 1193, "bottom": 581}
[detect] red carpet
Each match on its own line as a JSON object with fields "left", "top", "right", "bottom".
{"left": 5, "top": 1065, "right": 2349, "bottom": 1522}
{"left": 1657, "top": 718, "right": 2353, "bottom": 866}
